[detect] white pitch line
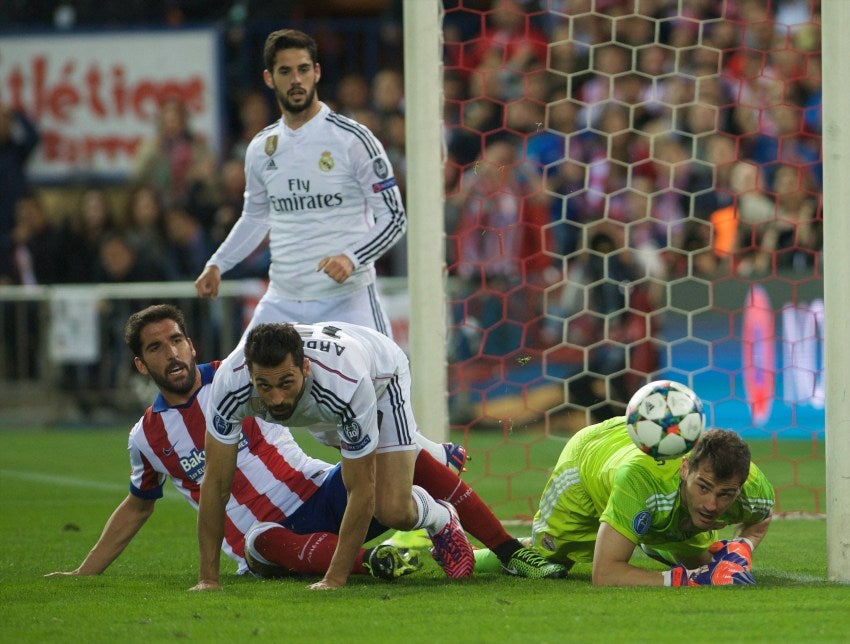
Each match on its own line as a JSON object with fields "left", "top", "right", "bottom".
{"left": 0, "top": 469, "right": 182, "bottom": 501}
{"left": 1, "top": 469, "right": 125, "bottom": 492}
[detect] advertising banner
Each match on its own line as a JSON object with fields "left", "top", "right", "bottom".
{"left": 0, "top": 28, "right": 222, "bottom": 182}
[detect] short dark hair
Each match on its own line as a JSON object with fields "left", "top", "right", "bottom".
{"left": 687, "top": 429, "right": 751, "bottom": 484}
{"left": 244, "top": 323, "right": 305, "bottom": 369}
{"left": 263, "top": 29, "right": 318, "bottom": 72}
{"left": 124, "top": 304, "right": 187, "bottom": 357}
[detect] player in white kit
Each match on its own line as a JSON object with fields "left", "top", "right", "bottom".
{"left": 196, "top": 321, "right": 479, "bottom": 590}
{"left": 194, "top": 29, "right": 403, "bottom": 335}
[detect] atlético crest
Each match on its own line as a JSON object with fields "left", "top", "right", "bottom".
{"left": 265, "top": 135, "right": 278, "bottom": 157}
{"left": 319, "top": 150, "right": 335, "bottom": 172}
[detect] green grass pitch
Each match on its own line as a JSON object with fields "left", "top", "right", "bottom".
{"left": 1, "top": 427, "right": 848, "bottom": 643}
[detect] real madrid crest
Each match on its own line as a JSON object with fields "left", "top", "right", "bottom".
{"left": 319, "top": 150, "right": 335, "bottom": 172}
{"left": 265, "top": 135, "right": 278, "bottom": 157}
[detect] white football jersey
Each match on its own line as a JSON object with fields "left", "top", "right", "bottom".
{"left": 206, "top": 102, "right": 406, "bottom": 299}
{"left": 208, "top": 321, "right": 418, "bottom": 458}
{"left": 128, "top": 362, "right": 333, "bottom": 571}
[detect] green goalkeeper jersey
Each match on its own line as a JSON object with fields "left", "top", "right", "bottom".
{"left": 531, "top": 416, "right": 775, "bottom": 564}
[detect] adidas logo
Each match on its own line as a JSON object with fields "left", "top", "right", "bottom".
{"left": 266, "top": 159, "right": 277, "bottom": 171}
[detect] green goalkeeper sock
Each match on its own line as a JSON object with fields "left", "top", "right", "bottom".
{"left": 473, "top": 548, "right": 502, "bottom": 573}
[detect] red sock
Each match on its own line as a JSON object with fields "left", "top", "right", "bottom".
{"left": 253, "top": 526, "right": 369, "bottom": 575}
{"left": 413, "top": 450, "right": 514, "bottom": 550}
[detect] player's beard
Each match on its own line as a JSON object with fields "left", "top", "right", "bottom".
{"left": 266, "top": 379, "right": 306, "bottom": 420}
{"left": 150, "top": 358, "right": 197, "bottom": 396}
{"left": 277, "top": 83, "right": 317, "bottom": 114}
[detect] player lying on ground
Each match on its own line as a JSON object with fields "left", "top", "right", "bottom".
{"left": 197, "top": 320, "right": 566, "bottom": 590}
{"left": 474, "top": 417, "right": 774, "bottom": 586}
{"left": 46, "top": 305, "right": 563, "bottom": 583}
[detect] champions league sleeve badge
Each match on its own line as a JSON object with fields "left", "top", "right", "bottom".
{"left": 341, "top": 420, "right": 362, "bottom": 442}
{"left": 372, "top": 157, "right": 388, "bottom": 178}
{"left": 632, "top": 510, "right": 652, "bottom": 536}
{"left": 213, "top": 413, "right": 235, "bottom": 436}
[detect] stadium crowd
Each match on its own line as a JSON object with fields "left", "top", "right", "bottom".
{"left": 0, "top": 0, "right": 823, "bottom": 424}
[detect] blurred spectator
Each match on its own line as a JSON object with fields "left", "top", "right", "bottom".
{"left": 371, "top": 68, "right": 405, "bottom": 117}
{"left": 745, "top": 103, "right": 822, "bottom": 189}
{"left": 448, "top": 138, "right": 551, "bottom": 357}
{"left": 228, "top": 89, "right": 275, "bottom": 162}
{"left": 0, "top": 192, "right": 61, "bottom": 379}
{"left": 760, "top": 162, "right": 821, "bottom": 271}
{"left": 208, "top": 158, "right": 270, "bottom": 279}
{"left": 712, "top": 160, "right": 776, "bottom": 277}
{"left": 0, "top": 192, "right": 63, "bottom": 286}
{"left": 549, "top": 229, "right": 657, "bottom": 415}
{"left": 123, "top": 184, "right": 178, "bottom": 280}
{"left": 449, "top": 138, "right": 548, "bottom": 281}
{"left": 211, "top": 158, "right": 247, "bottom": 245}
{"left": 579, "top": 44, "right": 630, "bottom": 109}
{"left": 801, "top": 54, "right": 822, "bottom": 135}
{"left": 184, "top": 153, "right": 223, "bottom": 230}
{"left": 456, "top": 0, "right": 549, "bottom": 77}
{"left": 690, "top": 133, "right": 738, "bottom": 220}
{"left": 133, "top": 97, "right": 214, "bottom": 209}
{"left": 94, "top": 233, "right": 170, "bottom": 284}
{"left": 92, "top": 231, "right": 173, "bottom": 401}
{"left": 335, "top": 72, "right": 372, "bottom": 116}
{"left": 163, "top": 206, "right": 214, "bottom": 280}
{"left": 526, "top": 100, "right": 580, "bottom": 173}
{"left": 0, "top": 105, "right": 40, "bottom": 260}
{"left": 59, "top": 188, "right": 120, "bottom": 284}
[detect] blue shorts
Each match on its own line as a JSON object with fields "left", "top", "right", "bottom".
{"left": 282, "top": 463, "right": 388, "bottom": 542}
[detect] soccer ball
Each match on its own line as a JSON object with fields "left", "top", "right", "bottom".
{"left": 626, "top": 380, "right": 705, "bottom": 459}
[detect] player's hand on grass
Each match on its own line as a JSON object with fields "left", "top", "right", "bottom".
{"left": 708, "top": 537, "right": 753, "bottom": 569}
{"left": 44, "top": 570, "right": 82, "bottom": 578}
{"left": 308, "top": 576, "right": 345, "bottom": 590}
{"left": 666, "top": 559, "right": 755, "bottom": 586}
{"left": 189, "top": 579, "right": 222, "bottom": 591}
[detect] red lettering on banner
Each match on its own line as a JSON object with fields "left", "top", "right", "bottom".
{"left": 85, "top": 66, "right": 106, "bottom": 117}
{"left": 4, "top": 56, "right": 206, "bottom": 121}
{"left": 111, "top": 66, "right": 127, "bottom": 117}
{"left": 41, "top": 130, "right": 142, "bottom": 164}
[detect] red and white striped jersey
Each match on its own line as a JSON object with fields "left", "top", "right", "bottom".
{"left": 128, "top": 362, "right": 333, "bottom": 571}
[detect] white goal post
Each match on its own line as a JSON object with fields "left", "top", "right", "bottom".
{"left": 403, "top": 0, "right": 448, "bottom": 442}
{"left": 821, "top": 0, "right": 850, "bottom": 584}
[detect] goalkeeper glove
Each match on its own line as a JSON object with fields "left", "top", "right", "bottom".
{"left": 708, "top": 537, "right": 754, "bottom": 570}
{"left": 664, "top": 559, "right": 756, "bottom": 587}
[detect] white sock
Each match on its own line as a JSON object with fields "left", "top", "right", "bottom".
{"left": 244, "top": 521, "right": 280, "bottom": 565}
{"left": 414, "top": 434, "right": 447, "bottom": 466}
{"left": 410, "top": 484, "right": 451, "bottom": 535}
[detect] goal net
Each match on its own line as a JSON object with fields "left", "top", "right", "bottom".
{"left": 440, "top": 0, "right": 823, "bottom": 520}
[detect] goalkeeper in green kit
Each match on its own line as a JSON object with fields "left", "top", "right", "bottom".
{"left": 475, "top": 417, "right": 774, "bottom": 586}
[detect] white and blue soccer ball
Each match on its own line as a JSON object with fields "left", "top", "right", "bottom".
{"left": 626, "top": 380, "right": 705, "bottom": 459}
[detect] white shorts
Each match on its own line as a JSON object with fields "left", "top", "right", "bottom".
{"left": 246, "top": 283, "right": 393, "bottom": 340}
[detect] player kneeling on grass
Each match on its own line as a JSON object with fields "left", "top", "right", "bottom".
{"left": 44, "top": 304, "right": 419, "bottom": 583}
{"left": 474, "top": 417, "right": 774, "bottom": 586}
{"left": 196, "top": 321, "right": 567, "bottom": 591}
